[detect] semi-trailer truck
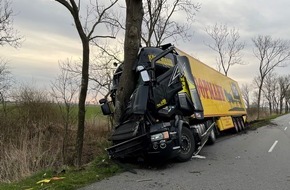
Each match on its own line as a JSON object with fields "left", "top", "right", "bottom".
{"left": 99, "top": 44, "right": 247, "bottom": 162}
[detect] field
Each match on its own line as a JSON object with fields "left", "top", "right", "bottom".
{"left": 0, "top": 100, "right": 112, "bottom": 183}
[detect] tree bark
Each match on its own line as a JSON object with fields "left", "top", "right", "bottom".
{"left": 76, "top": 38, "right": 90, "bottom": 167}
{"left": 279, "top": 97, "right": 284, "bottom": 114}
{"left": 70, "top": 3, "right": 90, "bottom": 167}
{"left": 257, "top": 78, "right": 264, "bottom": 120}
{"left": 114, "top": 0, "right": 143, "bottom": 124}
{"left": 269, "top": 102, "right": 272, "bottom": 115}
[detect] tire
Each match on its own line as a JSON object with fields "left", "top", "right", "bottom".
{"left": 207, "top": 121, "right": 216, "bottom": 145}
{"left": 239, "top": 117, "right": 245, "bottom": 131}
{"left": 237, "top": 118, "right": 243, "bottom": 131}
{"left": 233, "top": 118, "right": 239, "bottom": 133}
{"left": 176, "top": 127, "right": 195, "bottom": 162}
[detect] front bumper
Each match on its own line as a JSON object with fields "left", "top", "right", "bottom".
{"left": 106, "top": 122, "right": 180, "bottom": 159}
{"left": 147, "top": 138, "right": 180, "bottom": 159}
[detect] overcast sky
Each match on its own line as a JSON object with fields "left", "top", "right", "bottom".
{"left": 1, "top": 0, "right": 290, "bottom": 91}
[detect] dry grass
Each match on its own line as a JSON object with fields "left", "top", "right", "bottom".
{"left": 81, "top": 118, "right": 111, "bottom": 164}
{"left": 0, "top": 128, "right": 62, "bottom": 182}
{"left": 0, "top": 88, "right": 111, "bottom": 182}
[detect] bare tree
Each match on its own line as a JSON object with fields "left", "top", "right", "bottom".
{"left": 1, "top": 0, "right": 21, "bottom": 114}
{"left": 252, "top": 35, "right": 290, "bottom": 119}
{"left": 60, "top": 44, "right": 120, "bottom": 129}
{"left": 205, "top": 23, "right": 244, "bottom": 76}
{"left": 285, "top": 89, "right": 290, "bottom": 113}
{"left": 241, "top": 83, "right": 251, "bottom": 109}
{"left": 0, "top": 60, "right": 13, "bottom": 115}
{"left": 142, "top": 0, "right": 200, "bottom": 47}
{"left": 90, "top": 42, "right": 122, "bottom": 99}
{"left": 91, "top": 46, "right": 122, "bottom": 129}
{"left": 90, "top": 62, "right": 114, "bottom": 98}
{"left": 0, "top": 0, "right": 22, "bottom": 47}
{"left": 277, "top": 75, "right": 290, "bottom": 114}
{"left": 53, "top": 0, "right": 119, "bottom": 167}
{"left": 51, "top": 61, "right": 79, "bottom": 165}
{"left": 114, "top": 0, "right": 143, "bottom": 124}
{"left": 262, "top": 72, "right": 278, "bottom": 115}
{"left": 60, "top": 46, "right": 120, "bottom": 102}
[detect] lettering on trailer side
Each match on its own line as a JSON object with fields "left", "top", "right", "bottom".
{"left": 195, "top": 78, "right": 226, "bottom": 101}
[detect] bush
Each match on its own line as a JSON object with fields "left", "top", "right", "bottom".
{"left": 0, "top": 86, "right": 111, "bottom": 182}
{"left": 0, "top": 87, "right": 62, "bottom": 182}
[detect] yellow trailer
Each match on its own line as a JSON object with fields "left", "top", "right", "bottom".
{"left": 178, "top": 49, "right": 247, "bottom": 132}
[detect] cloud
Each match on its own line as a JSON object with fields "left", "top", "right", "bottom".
{"left": 1, "top": 0, "right": 290, "bottom": 91}
{"left": 176, "top": 0, "right": 290, "bottom": 86}
{"left": 2, "top": 0, "right": 84, "bottom": 86}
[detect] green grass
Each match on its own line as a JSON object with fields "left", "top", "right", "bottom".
{"left": 64, "top": 105, "right": 105, "bottom": 121}
{"left": 86, "top": 105, "right": 105, "bottom": 120}
{"left": 1, "top": 103, "right": 105, "bottom": 121}
{"left": 0, "top": 155, "right": 121, "bottom": 190}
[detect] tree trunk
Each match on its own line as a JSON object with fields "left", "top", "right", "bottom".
{"left": 76, "top": 39, "right": 90, "bottom": 167}
{"left": 257, "top": 82, "right": 263, "bottom": 120}
{"left": 279, "top": 97, "right": 283, "bottom": 114}
{"left": 269, "top": 101, "right": 272, "bottom": 115}
{"left": 114, "top": 0, "right": 143, "bottom": 124}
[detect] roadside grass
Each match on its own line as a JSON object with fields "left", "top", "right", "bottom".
{"left": 0, "top": 154, "right": 122, "bottom": 190}
{"left": 247, "top": 114, "right": 282, "bottom": 130}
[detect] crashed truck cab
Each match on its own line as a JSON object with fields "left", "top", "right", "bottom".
{"left": 100, "top": 44, "right": 209, "bottom": 161}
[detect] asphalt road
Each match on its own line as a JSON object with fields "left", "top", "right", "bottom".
{"left": 80, "top": 114, "right": 290, "bottom": 190}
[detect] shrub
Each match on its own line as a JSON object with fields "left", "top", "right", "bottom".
{"left": 0, "top": 86, "right": 111, "bottom": 182}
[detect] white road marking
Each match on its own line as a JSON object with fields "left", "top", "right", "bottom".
{"left": 285, "top": 127, "right": 288, "bottom": 131}
{"left": 268, "top": 140, "right": 278, "bottom": 153}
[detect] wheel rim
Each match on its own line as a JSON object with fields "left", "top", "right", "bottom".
{"left": 181, "top": 135, "right": 191, "bottom": 154}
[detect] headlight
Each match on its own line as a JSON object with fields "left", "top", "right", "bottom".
{"left": 151, "top": 131, "right": 169, "bottom": 142}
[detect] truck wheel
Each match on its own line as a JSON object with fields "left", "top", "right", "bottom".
{"left": 176, "top": 127, "right": 195, "bottom": 162}
{"left": 233, "top": 118, "right": 239, "bottom": 133}
{"left": 207, "top": 127, "right": 216, "bottom": 145}
{"left": 207, "top": 121, "right": 216, "bottom": 145}
{"left": 239, "top": 117, "right": 245, "bottom": 131}
{"left": 237, "top": 118, "right": 243, "bottom": 131}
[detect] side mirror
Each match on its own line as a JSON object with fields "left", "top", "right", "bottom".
{"left": 99, "top": 98, "right": 107, "bottom": 104}
{"left": 99, "top": 98, "right": 112, "bottom": 115}
{"left": 101, "top": 103, "right": 112, "bottom": 115}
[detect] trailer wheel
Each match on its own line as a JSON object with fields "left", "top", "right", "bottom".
{"left": 237, "top": 118, "right": 243, "bottom": 131}
{"left": 233, "top": 118, "right": 239, "bottom": 133}
{"left": 239, "top": 117, "right": 245, "bottom": 131}
{"left": 176, "top": 127, "right": 195, "bottom": 162}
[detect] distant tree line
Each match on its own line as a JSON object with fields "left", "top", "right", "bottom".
{"left": 205, "top": 24, "right": 290, "bottom": 119}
